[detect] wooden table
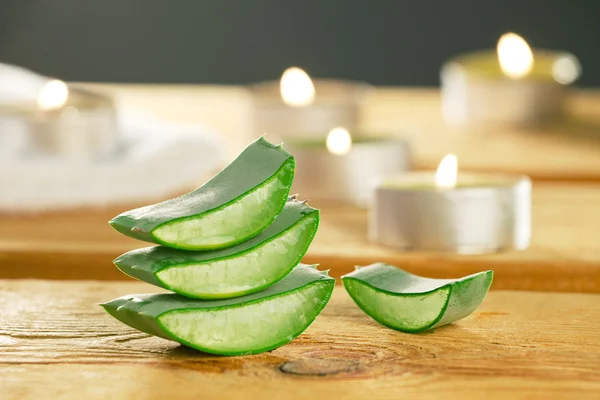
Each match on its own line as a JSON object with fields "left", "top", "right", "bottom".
{"left": 1, "top": 279, "right": 598, "bottom": 399}
{"left": 3, "top": 85, "right": 600, "bottom": 398}
{"left": 2, "top": 183, "right": 600, "bottom": 293}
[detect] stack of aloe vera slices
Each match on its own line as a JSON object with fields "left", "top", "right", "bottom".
{"left": 102, "top": 137, "right": 335, "bottom": 356}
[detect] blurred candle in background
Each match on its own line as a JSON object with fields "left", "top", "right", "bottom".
{"left": 252, "top": 67, "right": 412, "bottom": 207}
{"left": 251, "top": 67, "right": 369, "bottom": 142}
{"left": 441, "top": 32, "right": 581, "bottom": 126}
{"left": 29, "top": 80, "right": 118, "bottom": 161}
{"left": 285, "top": 127, "right": 411, "bottom": 207}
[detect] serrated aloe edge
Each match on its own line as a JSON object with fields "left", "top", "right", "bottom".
{"left": 101, "top": 264, "right": 334, "bottom": 356}
{"left": 113, "top": 197, "right": 319, "bottom": 299}
{"left": 109, "top": 137, "right": 295, "bottom": 251}
{"left": 342, "top": 263, "right": 493, "bottom": 333}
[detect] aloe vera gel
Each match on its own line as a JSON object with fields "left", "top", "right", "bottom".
{"left": 114, "top": 198, "right": 319, "bottom": 299}
{"left": 102, "top": 265, "right": 334, "bottom": 355}
{"left": 104, "top": 137, "right": 332, "bottom": 355}
{"left": 109, "top": 137, "right": 295, "bottom": 251}
{"left": 343, "top": 263, "right": 493, "bottom": 333}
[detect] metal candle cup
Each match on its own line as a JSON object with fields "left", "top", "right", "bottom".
{"left": 441, "top": 33, "right": 581, "bottom": 126}
{"left": 370, "top": 172, "right": 531, "bottom": 254}
{"left": 286, "top": 133, "right": 412, "bottom": 207}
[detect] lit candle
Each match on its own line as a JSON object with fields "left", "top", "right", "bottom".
{"left": 285, "top": 127, "right": 411, "bottom": 207}
{"left": 370, "top": 155, "right": 531, "bottom": 254}
{"left": 441, "top": 32, "right": 581, "bottom": 126}
{"left": 29, "top": 81, "right": 118, "bottom": 161}
{"left": 37, "top": 80, "right": 69, "bottom": 111}
{"left": 279, "top": 67, "right": 315, "bottom": 107}
{"left": 251, "top": 67, "right": 370, "bottom": 141}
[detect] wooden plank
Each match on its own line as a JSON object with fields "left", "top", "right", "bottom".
{"left": 82, "top": 84, "right": 600, "bottom": 182}
{"left": 0, "top": 279, "right": 599, "bottom": 399}
{"left": 2, "top": 183, "right": 600, "bottom": 293}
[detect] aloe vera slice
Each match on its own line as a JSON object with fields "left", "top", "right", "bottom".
{"left": 101, "top": 264, "right": 334, "bottom": 355}
{"left": 342, "top": 263, "right": 493, "bottom": 333}
{"left": 113, "top": 198, "right": 319, "bottom": 299}
{"left": 109, "top": 137, "right": 295, "bottom": 250}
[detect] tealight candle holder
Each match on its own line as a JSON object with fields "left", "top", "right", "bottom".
{"left": 251, "top": 67, "right": 370, "bottom": 141}
{"left": 28, "top": 82, "right": 119, "bottom": 161}
{"left": 1, "top": 80, "right": 119, "bottom": 161}
{"left": 370, "top": 154, "right": 531, "bottom": 254}
{"left": 285, "top": 128, "right": 412, "bottom": 207}
{"left": 441, "top": 33, "right": 581, "bottom": 126}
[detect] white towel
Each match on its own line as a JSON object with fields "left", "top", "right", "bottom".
{"left": 0, "top": 64, "right": 225, "bottom": 212}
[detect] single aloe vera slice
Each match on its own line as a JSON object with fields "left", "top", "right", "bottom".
{"left": 109, "top": 137, "right": 294, "bottom": 250}
{"left": 113, "top": 198, "right": 319, "bottom": 299}
{"left": 101, "top": 264, "right": 334, "bottom": 356}
{"left": 342, "top": 263, "right": 493, "bottom": 333}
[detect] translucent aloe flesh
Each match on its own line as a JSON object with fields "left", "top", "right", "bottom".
{"left": 109, "top": 137, "right": 295, "bottom": 250}
{"left": 101, "top": 264, "right": 334, "bottom": 356}
{"left": 113, "top": 199, "right": 319, "bottom": 299}
{"left": 342, "top": 264, "right": 493, "bottom": 333}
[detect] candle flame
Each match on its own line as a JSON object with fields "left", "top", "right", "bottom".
{"left": 326, "top": 127, "right": 352, "bottom": 155}
{"left": 435, "top": 154, "right": 458, "bottom": 189}
{"left": 497, "top": 33, "right": 534, "bottom": 79}
{"left": 37, "top": 80, "right": 69, "bottom": 111}
{"left": 280, "top": 67, "right": 315, "bottom": 107}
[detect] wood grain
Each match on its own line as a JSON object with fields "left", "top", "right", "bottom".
{"left": 0, "top": 279, "right": 599, "bottom": 399}
{"left": 2, "top": 183, "right": 600, "bottom": 293}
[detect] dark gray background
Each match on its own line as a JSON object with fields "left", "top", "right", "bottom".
{"left": 1, "top": 0, "right": 598, "bottom": 86}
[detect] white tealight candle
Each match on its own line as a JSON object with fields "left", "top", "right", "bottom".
{"left": 251, "top": 67, "right": 370, "bottom": 141}
{"left": 29, "top": 82, "right": 118, "bottom": 161}
{"left": 370, "top": 154, "right": 531, "bottom": 254}
{"left": 285, "top": 128, "right": 412, "bottom": 207}
{"left": 441, "top": 32, "right": 581, "bottom": 126}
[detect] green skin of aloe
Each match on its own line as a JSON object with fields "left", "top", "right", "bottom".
{"left": 101, "top": 264, "right": 335, "bottom": 356}
{"left": 113, "top": 199, "right": 319, "bottom": 299}
{"left": 342, "top": 263, "right": 493, "bottom": 333}
{"left": 109, "top": 137, "right": 295, "bottom": 251}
